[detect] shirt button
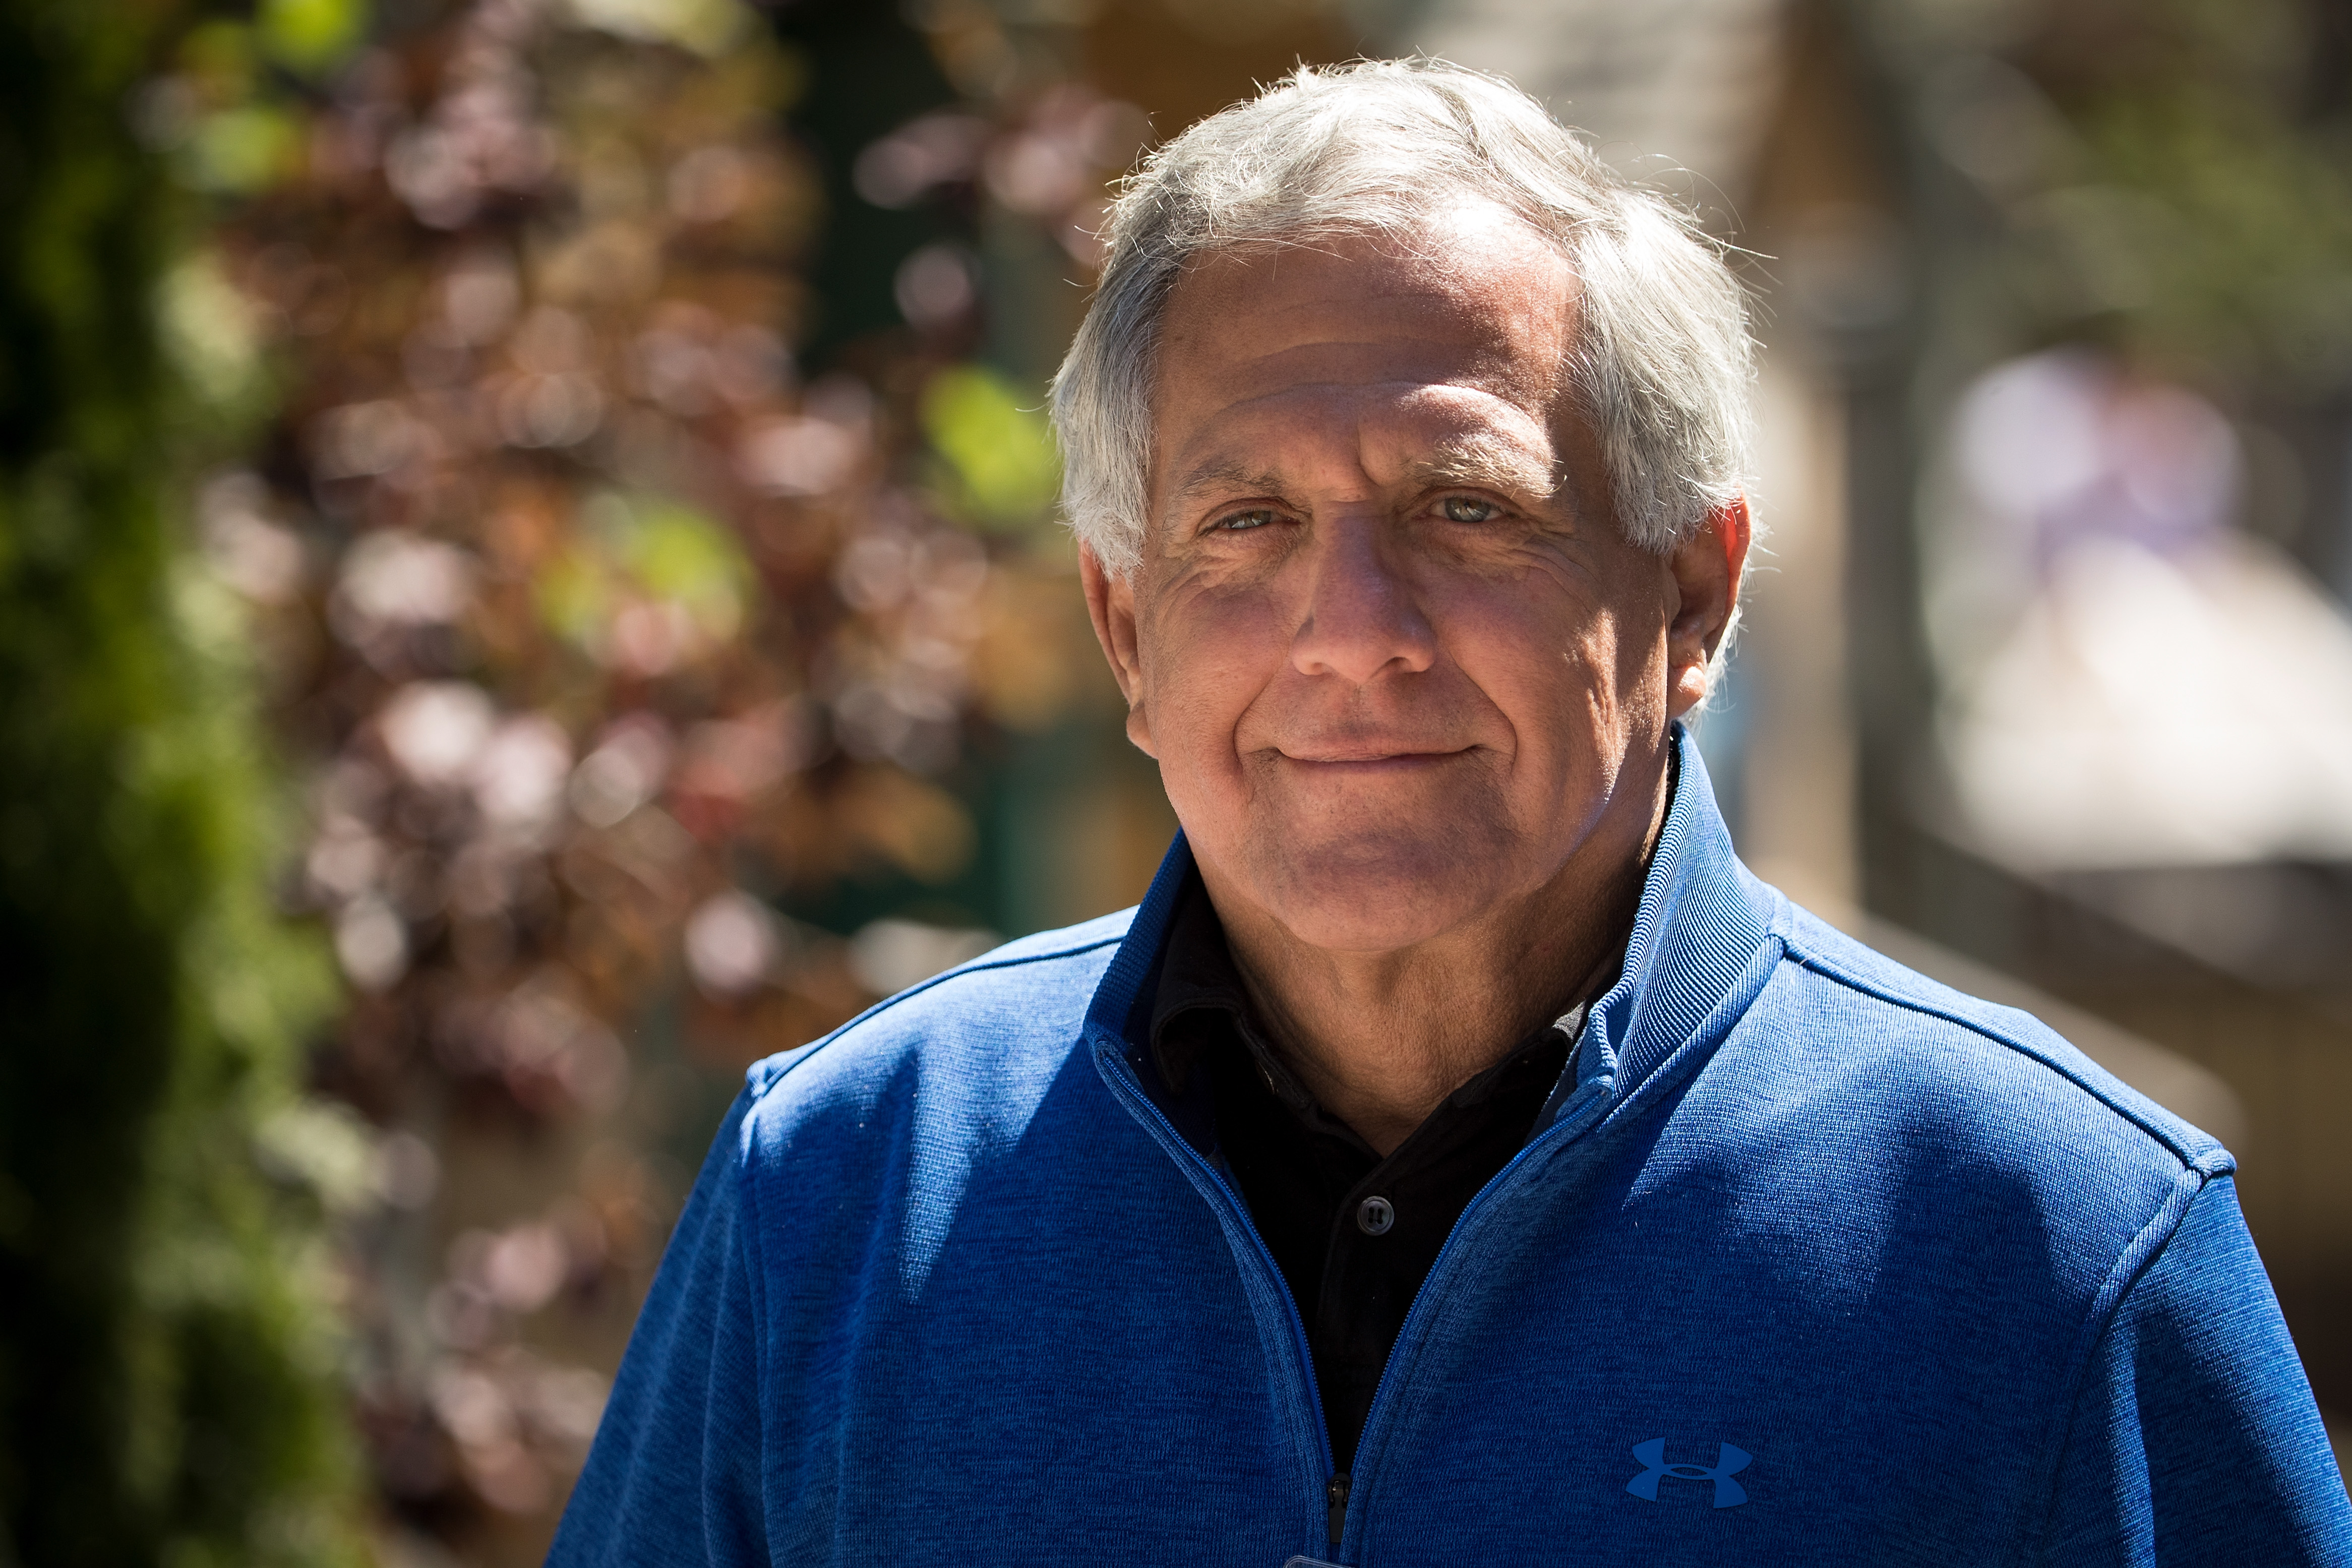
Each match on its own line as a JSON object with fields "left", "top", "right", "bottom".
{"left": 1356, "top": 1196, "right": 1395, "bottom": 1236}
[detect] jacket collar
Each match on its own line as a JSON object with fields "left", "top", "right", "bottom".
{"left": 1085, "top": 724, "right": 1779, "bottom": 1127}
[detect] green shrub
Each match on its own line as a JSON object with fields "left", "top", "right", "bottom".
{"left": 0, "top": 1, "right": 363, "bottom": 1562}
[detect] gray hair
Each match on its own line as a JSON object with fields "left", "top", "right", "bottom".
{"left": 1049, "top": 58, "right": 1756, "bottom": 577}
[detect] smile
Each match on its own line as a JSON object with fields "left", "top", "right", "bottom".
{"left": 1274, "top": 748, "right": 1470, "bottom": 772}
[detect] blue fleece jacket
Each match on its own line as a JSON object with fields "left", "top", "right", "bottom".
{"left": 550, "top": 735, "right": 2350, "bottom": 1565}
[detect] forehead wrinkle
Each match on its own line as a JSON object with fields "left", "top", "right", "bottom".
{"left": 1218, "top": 327, "right": 1548, "bottom": 400}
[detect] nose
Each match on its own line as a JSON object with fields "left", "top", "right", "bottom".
{"left": 1288, "top": 515, "right": 1436, "bottom": 684}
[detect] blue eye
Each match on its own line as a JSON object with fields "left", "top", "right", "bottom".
{"left": 1441, "top": 496, "right": 1499, "bottom": 523}
{"left": 1217, "top": 509, "right": 1278, "bottom": 531}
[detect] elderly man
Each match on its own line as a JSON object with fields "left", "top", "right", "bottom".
{"left": 551, "top": 61, "right": 2347, "bottom": 1566}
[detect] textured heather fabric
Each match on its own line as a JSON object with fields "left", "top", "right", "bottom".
{"left": 548, "top": 731, "right": 2351, "bottom": 1567}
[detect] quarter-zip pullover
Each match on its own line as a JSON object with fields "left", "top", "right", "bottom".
{"left": 551, "top": 729, "right": 2350, "bottom": 1567}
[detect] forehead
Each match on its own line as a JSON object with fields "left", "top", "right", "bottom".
{"left": 1151, "top": 206, "right": 1580, "bottom": 458}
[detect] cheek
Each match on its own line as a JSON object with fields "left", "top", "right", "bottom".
{"left": 1138, "top": 584, "right": 1286, "bottom": 764}
{"left": 1435, "top": 574, "right": 1659, "bottom": 763}
{"left": 1440, "top": 574, "right": 1606, "bottom": 708}
{"left": 1545, "top": 553, "right": 1672, "bottom": 692}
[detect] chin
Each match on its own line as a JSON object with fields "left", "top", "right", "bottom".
{"left": 1247, "top": 833, "right": 1506, "bottom": 953}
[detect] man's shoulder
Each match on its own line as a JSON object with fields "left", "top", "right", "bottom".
{"left": 735, "top": 907, "right": 1135, "bottom": 1136}
{"left": 1747, "top": 902, "right": 2230, "bottom": 1183}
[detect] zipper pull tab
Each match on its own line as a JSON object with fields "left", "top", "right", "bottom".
{"left": 1326, "top": 1473, "right": 1350, "bottom": 1547}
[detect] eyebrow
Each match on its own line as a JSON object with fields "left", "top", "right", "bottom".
{"left": 1407, "top": 434, "right": 1564, "bottom": 500}
{"left": 1168, "top": 458, "right": 1286, "bottom": 506}
{"left": 1166, "top": 436, "right": 1562, "bottom": 510}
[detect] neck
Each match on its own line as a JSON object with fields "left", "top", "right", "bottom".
{"left": 1207, "top": 759, "right": 1670, "bottom": 1157}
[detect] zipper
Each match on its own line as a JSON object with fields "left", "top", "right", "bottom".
{"left": 1090, "top": 1036, "right": 1341, "bottom": 1541}
{"left": 1343, "top": 1072, "right": 1615, "bottom": 1496}
{"left": 1095, "top": 1029, "right": 1616, "bottom": 1562}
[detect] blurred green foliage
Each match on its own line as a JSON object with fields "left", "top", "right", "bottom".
{"left": 539, "top": 494, "right": 758, "bottom": 658}
{"left": 921, "top": 365, "right": 1062, "bottom": 533}
{"left": 258, "top": 0, "right": 372, "bottom": 77}
{"left": 0, "top": 0, "right": 364, "bottom": 1562}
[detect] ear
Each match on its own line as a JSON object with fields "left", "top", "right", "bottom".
{"left": 1078, "top": 545, "right": 1158, "bottom": 758}
{"left": 1663, "top": 496, "right": 1751, "bottom": 722}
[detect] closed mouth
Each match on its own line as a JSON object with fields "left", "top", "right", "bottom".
{"left": 1275, "top": 747, "right": 1468, "bottom": 769}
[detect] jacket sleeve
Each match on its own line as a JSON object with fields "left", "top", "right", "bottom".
{"left": 2037, "top": 1173, "right": 2351, "bottom": 1565}
{"left": 548, "top": 1083, "right": 769, "bottom": 1567}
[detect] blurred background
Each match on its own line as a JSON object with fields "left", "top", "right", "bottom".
{"left": 2, "top": 0, "right": 2347, "bottom": 1560}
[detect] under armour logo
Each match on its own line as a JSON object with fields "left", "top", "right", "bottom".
{"left": 1625, "top": 1438, "right": 1751, "bottom": 1508}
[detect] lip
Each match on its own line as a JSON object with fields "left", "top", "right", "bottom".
{"left": 1274, "top": 747, "right": 1468, "bottom": 770}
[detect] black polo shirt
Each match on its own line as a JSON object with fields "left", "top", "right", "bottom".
{"left": 1149, "top": 873, "right": 1615, "bottom": 1472}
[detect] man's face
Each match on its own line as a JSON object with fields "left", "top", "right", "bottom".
{"left": 1084, "top": 206, "right": 1741, "bottom": 954}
